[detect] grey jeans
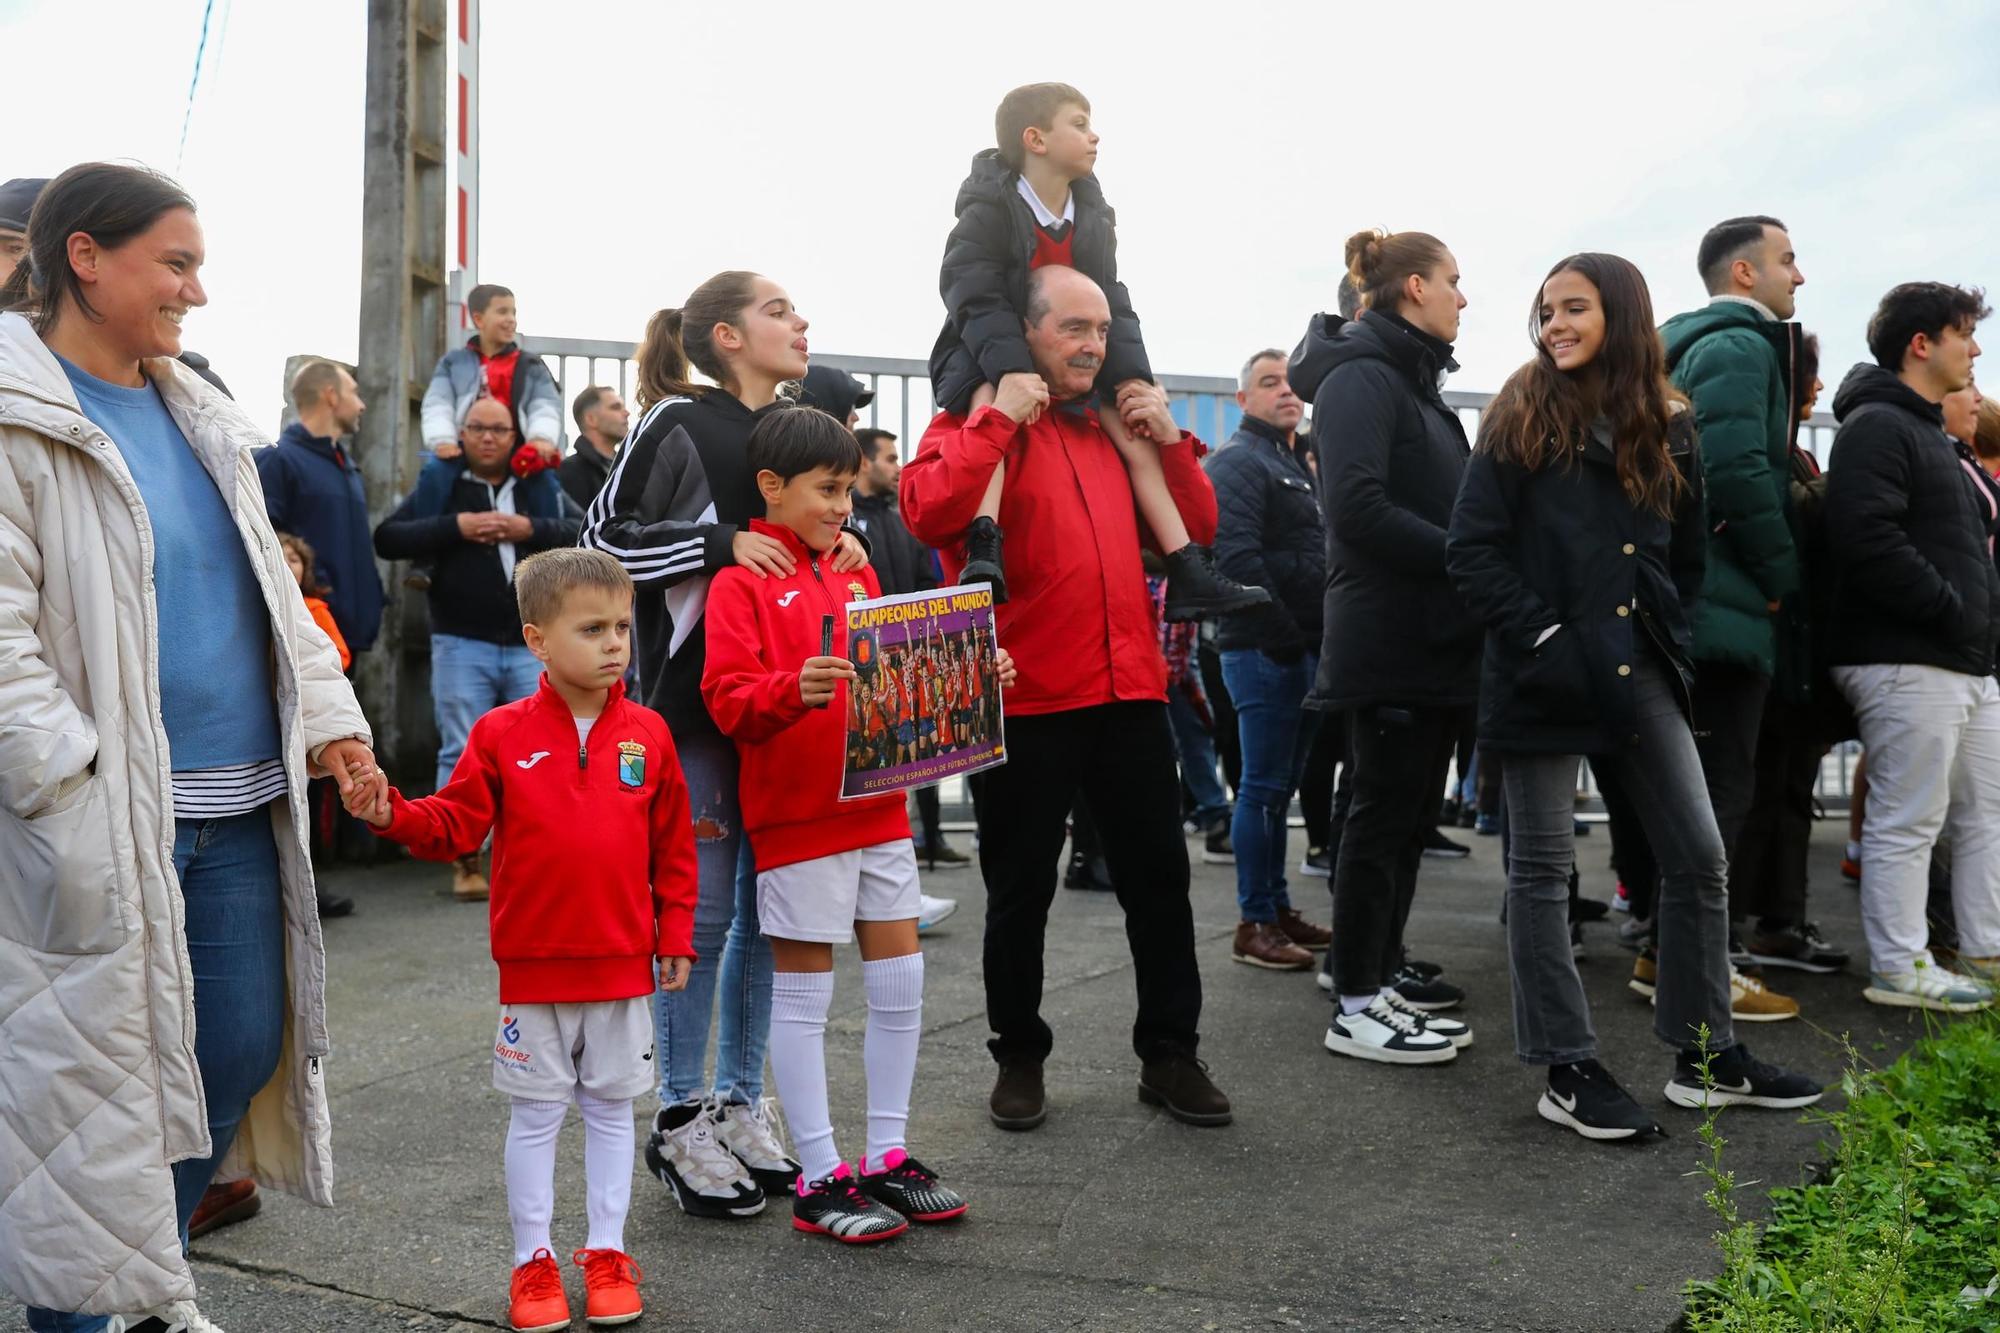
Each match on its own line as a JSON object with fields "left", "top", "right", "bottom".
{"left": 1501, "top": 651, "right": 1735, "bottom": 1064}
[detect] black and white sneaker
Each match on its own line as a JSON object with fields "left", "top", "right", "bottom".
{"left": 793, "top": 1163, "right": 908, "bottom": 1243}
{"left": 857, "top": 1149, "right": 967, "bottom": 1222}
{"left": 1300, "top": 847, "right": 1332, "bottom": 878}
{"left": 709, "top": 1096, "right": 802, "bottom": 1197}
{"left": 1378, "top": 987, "right": 1472, "bottom": 1048}
{"left": 644, "top": 1101, "right": 766, "bottom": 1218}
{"left": 1391, "top": 962, "right": 1465, "bottom": 1012}
{"left": 1323, "top": 996, "right": 1458, "bottom": 1065}
{"left": 1538, "top": 1060, "right": 1663, "bottom": 1141}
{"left": 1663, "top": 1043, "right": 1824, "bottom": 1111}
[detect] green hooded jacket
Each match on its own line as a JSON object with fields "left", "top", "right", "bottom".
{"left": 1660, "top": 301, "right": 1800, "bottom": 674}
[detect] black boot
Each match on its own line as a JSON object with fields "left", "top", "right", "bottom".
{"left": 960, "top": 515, "right": 1008, "bottom": 604}
{"left": 1161, "top": 544, "right": 1269, "bottom": 622}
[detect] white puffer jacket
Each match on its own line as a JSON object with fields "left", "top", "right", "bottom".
{"left": 0, "top": 312, "right": 369, "bottom": 1315}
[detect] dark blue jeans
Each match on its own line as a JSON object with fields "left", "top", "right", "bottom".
{"left": 28, "top": 806, "right": 288, "bottom": 1331}
{"left": 1221, "top": 649, "right": 1321, "bottom": 922}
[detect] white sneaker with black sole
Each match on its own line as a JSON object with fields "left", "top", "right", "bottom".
{"left": 1377, "top": 987, "right": 1472, "bottom": 1048}
{"left": 710, "top": 1096, "right": 801, "bottom": 1197}
{"left": 1538, "top": 1059, "right": 1661, "bottom": 1141}
{"left": 644, "top": 1101, "right": 767, "bottom": 1217}
{"left": 1323, "top": 995, "right": 1457, "bottom": 1065}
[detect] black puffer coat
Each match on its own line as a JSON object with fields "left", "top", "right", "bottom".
{"left": 1822, "top": 363, "right": 2000, "bottom": 676}
{"left": 1289, "top": 309, "right": 1482, "bottom": 710}
{"left": 1447, "top": 416, "right": 1707, "bottom": 755}
{"left": 1205, "top": 415, "right": 1324, "bottom": 656}
{"left": 927, "top": 149, "right": 1150, "bottom": 416}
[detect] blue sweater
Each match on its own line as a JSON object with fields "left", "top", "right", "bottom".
{"left": 257, "top": 421, "right": 386, "bottom": 652}
{"left": 60, "top": 357, "right": 281, "bottom": 771}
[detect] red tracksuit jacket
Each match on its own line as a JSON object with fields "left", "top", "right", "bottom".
{"left": 900, "top": 402, "right": 1217, "bottom": 716}
{"left": 702, "top": 519, "right": 911, "bottom": 871}
{"left": 376, "top": 677, "right": 698, "bottom": 1003}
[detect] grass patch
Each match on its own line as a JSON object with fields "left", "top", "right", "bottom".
{"left": 1681, "top": 1014, "right": 2000, "bottom": 1332}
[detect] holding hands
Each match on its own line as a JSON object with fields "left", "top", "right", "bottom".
{"left": 993, "top": 371, "right": 1051, "bottom": 425}
{"left": 325, "top": 738, "right": 391, "bottom": 827}
{"left": 1112, "top": 379, "right": 1179, "bottom": 446}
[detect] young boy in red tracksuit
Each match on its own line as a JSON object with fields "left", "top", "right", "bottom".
{"left": 703, "top": 408, "right": 1017, "bottom": 1246}
{"left": 348, "top": 548, "right": 696, "bottom": 1332}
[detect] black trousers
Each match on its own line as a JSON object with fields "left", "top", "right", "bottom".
{"left": 1690, "top": 662, "right": 1770, "bottom": 864}
{"left": 970, "top": 701, "right": 1202, "bottom": 1064}
{"left": 1198, "top": 640, "right": 1242, "bottom": 795}
{"left": 1729, "top": 685, "right": 1821, "bottom": 928}
{"left": 1597, "top": 760, "right": 1660, "bottom": 921}
{"left": 1328, "top": 704, "right": 1460, "bottom": 994}
{"left": 1299, "top": 709, "right": 1353, "bottom": 856}
{"left": 915, "top": 784, "right": 944, "bottom": 849}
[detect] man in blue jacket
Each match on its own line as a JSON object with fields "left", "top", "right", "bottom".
{"left": 258, "top": 360, "right": 385, "bottom": 655}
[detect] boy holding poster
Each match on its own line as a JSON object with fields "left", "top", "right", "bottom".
{"left": 702, "top": 409, "right": 1015, "bottom": 1243}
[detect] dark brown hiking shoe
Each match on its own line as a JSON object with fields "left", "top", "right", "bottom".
{"left": 1277, "top": 906, "right": 1332, "bottom": 952}
{"left": 1138, "top": 1051, "right": 1232, "bottom": 1126}
{"left": 1231, "top": 921, "right": 1313, "bottom": 971}
{"left": 989, "top": 1060, "right": 1046, "bottom": 1131}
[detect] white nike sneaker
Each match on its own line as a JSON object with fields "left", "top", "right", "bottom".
{"left": 916, "top": 893, "right": 958, "bottom": 932}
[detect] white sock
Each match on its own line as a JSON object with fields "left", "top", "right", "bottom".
{"left": 861, "top": 952, "right": 924, "bottom": 1170}
{"left": 769, "top": 971, "right": 840, "bottom": 1184}
{"left": 575, "top": 1093, "right": 635, "bottom": 1254}
{"left": 504, "top": 1097, "right": 568, "bottom": 1266}
{"left": 1340, "top": 993, "right": 1377, "bottom": 1016}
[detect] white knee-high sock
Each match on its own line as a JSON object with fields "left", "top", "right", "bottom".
{"left": 574, "top": 1093, "right": 635, "bottom": 1254}
{"left": 861, "top": 953, "right": 925, "bottom": 1170}
{"left": 504, "top": 1097, "right": 569, "bottom": 1266}
{"left": 769, "top": 971, "right": 839, "bottom": 1184}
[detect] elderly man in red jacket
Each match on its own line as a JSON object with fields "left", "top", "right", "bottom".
{"left": 902, "top": 264, "right": 1231, "bottom": 1132}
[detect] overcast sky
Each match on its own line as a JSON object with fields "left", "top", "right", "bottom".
{"left": 6, "top": 0, "right": 1997, "bottom": 435}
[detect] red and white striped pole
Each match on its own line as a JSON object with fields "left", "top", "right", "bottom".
{"left": 450, "top": 0, "right": 480, "bottom": 329}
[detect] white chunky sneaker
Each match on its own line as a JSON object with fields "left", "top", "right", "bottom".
{"left": 711, "top": 1096, "right": 802, "bottom": 1196}
{"left": 643, "top": 1100, "right": 766, "bottom": 1217}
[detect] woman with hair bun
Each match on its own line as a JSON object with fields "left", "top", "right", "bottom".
{"left": 1288, "top": 229, "right": 1483, "bottom": 1066}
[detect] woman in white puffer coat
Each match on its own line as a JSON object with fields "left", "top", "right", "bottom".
{"left": 0, "top": 163, "right": 386, "bottom": 1333}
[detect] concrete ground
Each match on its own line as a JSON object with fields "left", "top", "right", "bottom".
{"left": 6, "top": 821, "right": 1941, "bottom": 1333}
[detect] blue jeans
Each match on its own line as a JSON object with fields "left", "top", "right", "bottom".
{"left": 1221, "top": 649, "right": 1321, "bottom": 922}
{"left": 430, "top": 632, "right": 541, "bottom": 791}
{"left": 28, "top": 808, "right": 287, "bottom": 1332}
{"left": 1166, "top": 680, "right": 1230, "bottom": 827}
{"left": 656, "top": 727, "right": 772, "bottom": 1107}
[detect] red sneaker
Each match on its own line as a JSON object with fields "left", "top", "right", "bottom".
{"left": 574, "top": 1247, "right": 645, "bottom": 1326}
{"left": 508, "top": 1248, "right": 571, "bottom": 1333}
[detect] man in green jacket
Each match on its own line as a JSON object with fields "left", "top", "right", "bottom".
{"left": 1660, "top": 214, "right": 1812, "bottom": 1020}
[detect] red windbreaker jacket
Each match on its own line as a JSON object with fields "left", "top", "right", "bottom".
{"left": 376, "top": 677, "right": 698, "bottom": 1002}
{"left": 900, "top": 402, "right": 1217, "bottom": 715}
{"left": 702, "top": 520, "right": 911, "bottom": 871}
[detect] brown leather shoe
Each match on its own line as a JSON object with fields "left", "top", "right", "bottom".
{"left": 989, "top": 1060, "right": 1046, "bottom": 1131}
{"left": 188, "top": 1179, "right": 260, "bottom": 1239}
{"left": 1277, "top": 906, "right": 1332, "bottom": 952}
{"left": 1231, "top": 921, "right": 1313, "bottom": 971}
{"left": 1138, "top": 1051, "right": 1232, "bottom": 1126}
{"left": 452, "top": 854, "right": 489, "bottom": 902}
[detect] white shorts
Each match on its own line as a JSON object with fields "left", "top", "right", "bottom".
{"left": 757, "top": 839, "right": 922, "bottom": 943}
{"left": 491, "top": 995, "right": 655, "bottom": 1102}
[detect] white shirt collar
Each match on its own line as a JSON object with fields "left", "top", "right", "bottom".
{"left": 1015, "top": 176, "right": 1074, "bottom": 230}
{"left": 482, "top": 475, "right": 521, "bottom": 581}
{"left": 1710, "top": 293, "right": 1780, "bottom": 322}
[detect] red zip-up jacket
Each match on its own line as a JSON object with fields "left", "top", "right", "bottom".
{"left": 375, "top": 677, "right": 698, "bottom": 1003}
{"left": 702, "top": 519, "right": 911, "bottom": 871}
{"left": 900, "top": 402, "right": 1217, "bottom": 716}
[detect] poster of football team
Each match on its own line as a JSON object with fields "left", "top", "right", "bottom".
{"left": 842, "top": 583, "right": 1005, "bottom": 800}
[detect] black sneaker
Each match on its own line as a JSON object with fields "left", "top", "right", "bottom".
{"left": 1202, "top": 822, "right": 1234, "bottom": 865}
{"left": 1746, "top": 921, "right": 1849, "bottom": 974}
{"left": 1539, "top": 1059, "right": 1663, "bottom": 1141}
{"left": 1457, "top": 806, "right": 1479, "bottom": 829}
{"left": 1421, "top": 827, "right": 1471, "bottom": 859}
{"left": 1062, "top": 850, "right": 1114, "bottom": 892}
{"left": 1300, "top": 846, "right": 1332, "bottom": 878}
{"left": 1571, "top": 897, "right": 1610, "bottom": 924}
{"left": 1391, "top": 963, "right": 1464, "bottom": 1011}
{"left": 1161, "top": 543, "right": 1270, "bottom": 622}
{"left": 960, "top": 515, "right": 1008, "bottom": 604}
{"left": 1727, "top": 932, "right": 1757, "bottom": 970}
{"left": 1663, "top": 1043, "right": 1824, "bottom": 1111}
{"left": 1399, "top": 952, "right": 1444, "bottom": 981}
{"left": 793, "top": 1164, "right": 908, "bottom": 1243}
{"left": 857, "top": 1149, "right": 967, "bottom": 1222}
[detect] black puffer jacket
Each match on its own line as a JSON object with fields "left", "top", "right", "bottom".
{"left": 1289, "top": 309, "right": 1482, "bottom": 710}
{"left": 1206, "top": 415, "right": 1324, "bottom": 656}
{"left": 927, "top": 149, "right": 1150, "bottom": 416}
{"left": 1822, "top": 363, "right": 2000, "bottom": 676}
{"left": 1448, "top": 416, "right": 1707, "bottom": 755}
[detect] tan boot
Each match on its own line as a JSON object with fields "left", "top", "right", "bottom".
{"left": 1231, "top": 921, "right": 1313, "bottom": 971}
{"left": 452, "top": 854, "right": 489, "bottom": 902}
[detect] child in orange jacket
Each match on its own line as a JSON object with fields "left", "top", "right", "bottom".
{"left": 279, "top": 532, "right": 351, "bottom": 671}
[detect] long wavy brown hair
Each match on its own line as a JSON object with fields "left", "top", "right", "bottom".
{"left": 1477, "top": 253, "right": 1687, "bottom": 517}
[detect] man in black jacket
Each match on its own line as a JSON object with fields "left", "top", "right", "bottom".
{"left": 1825, "top": 281, "right": 2000, "bottom": 1013}
{"left": 1207, "top": 349, "right": 1333, "bottom": 971}
{"left": 374, "top": 397, "right": 582, "bottom": 899}
{"left": 557, "top": 384, "right": 629, "bottom": 510}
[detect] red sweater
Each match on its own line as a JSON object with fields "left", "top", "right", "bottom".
{"left": 376, "top": 678, "right": 698, "bottom": 1003}
{"left": 901, "top": 404, "right": 1217, "bottom": 716}
{"left": 702, "top": 520, "right": 911, "bottom": 871}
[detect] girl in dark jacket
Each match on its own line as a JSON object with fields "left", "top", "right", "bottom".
{"left": 1447, "top": 253, "right": 1822, "bottom": 1140}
